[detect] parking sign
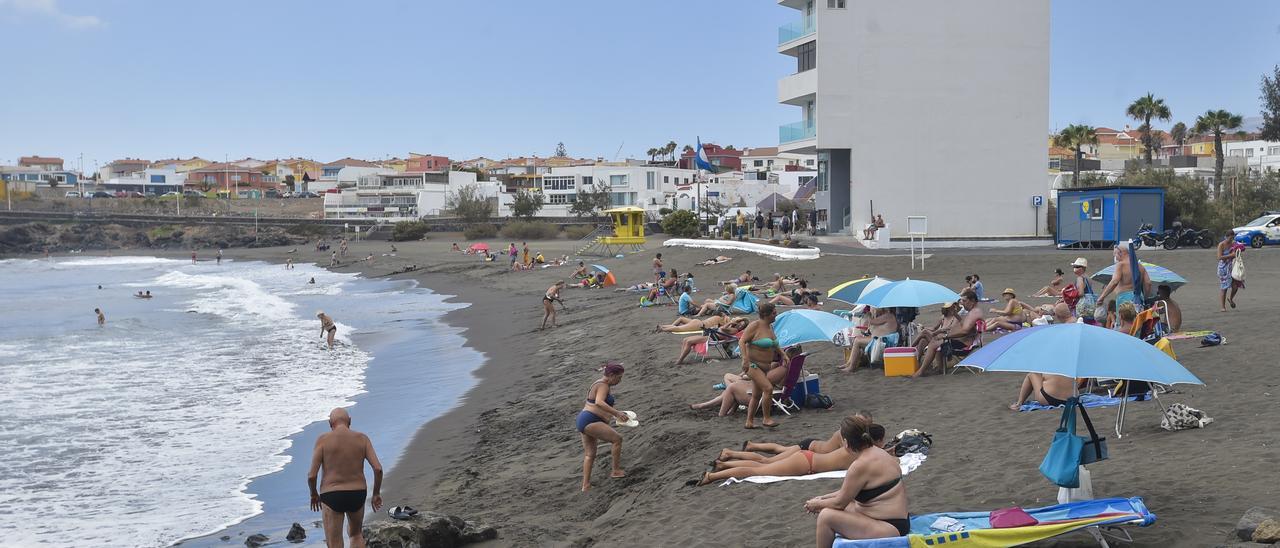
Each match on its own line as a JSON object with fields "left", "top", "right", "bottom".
{"left": 1032, "top": 195, "right": 1044, "bottom": 207}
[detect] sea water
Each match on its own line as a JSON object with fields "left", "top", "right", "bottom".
{"left": 0, "top": 256, "right": 482, "bottom": 547}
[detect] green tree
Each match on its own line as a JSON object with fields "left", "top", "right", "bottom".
{"left": 1192, "top": 109, "right": 1244, "bottom": 197}
{"left": 666, "top": 140, "right": 678, "bottom": 162}
{"left": 1052, "top": 124, "right": 1098, "bottom": 187}
{"left": 1261, "top": 65, "right": 1280, "bottom": 141}
{"left": 570, "top": 183, "right": 611, "bottom": 217}
{"left": 284, "top": 174, "right": 296, "bottom": 191}
{"left": 510, "top": 189, "right": 545, "bottom": 218}
{"left": 647, "top": 148, "right": 659, "bottom": 163}
{"left": 445, "top": 184, "right": 493, "bottom": 222}
{"left": 1126, "top": 93, "right": 1172, "bottom": 165}
{"left": 554, "top": 142, "right": 568, "bottom": 158}
{"left": 1169, "top": 122, "right": 1188, "bottom": 152}
{"left": 661, "top": 209, "right": 700, "bottom": 238}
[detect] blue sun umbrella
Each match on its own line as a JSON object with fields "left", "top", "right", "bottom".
{"left": 827, "top": 276, "right": 892, "bottom": 305}
{"left": 958, "top": 323, "right": 1202, "bottom": 385}
{"left": 1091, "top": 262, "right": 1187, "bottom": 291}
{"left": 855, "top": 279, "right": 961, "bottom": 308}
{"left": 590, "top": 264, "right": 610, "bottom": 274}
{"left": 773, "top": 309, "right": 855, "bottom": 349}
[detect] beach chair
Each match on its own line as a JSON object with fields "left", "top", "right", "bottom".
{"left": 701, "top": 328, "right": 742, "bottom": 361}
{"left": 946, "top": 319, "right": 987, "bottom": 375}
{"left": 832, "top": 497, "right": 1157, "bottom": 548}
{"left": 771, "top": 351, "right": 810, "bottom": 416}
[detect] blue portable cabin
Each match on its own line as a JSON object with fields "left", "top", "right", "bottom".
{"left": 1055, "top": 186, "right": 1164, "bottom": 249}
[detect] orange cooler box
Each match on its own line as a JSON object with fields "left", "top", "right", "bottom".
{"left": 883, "top": 347, "right": 917, "bottom": 377}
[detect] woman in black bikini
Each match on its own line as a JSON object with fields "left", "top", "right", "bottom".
{"left": 805, "top": 415, "right": 910, "bottom": 544}
{"left": 317, "top": 311, "right": 337, "bottom": 349}
{"left": 575, "top": 363, "right": 629, "bottom": 491}
{"left": 541, "top": 281, "right": 566, "bottom": 330}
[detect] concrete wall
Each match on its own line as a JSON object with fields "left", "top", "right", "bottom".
{"left": 817, "top": 0, "right": 1049, "bottom": 238}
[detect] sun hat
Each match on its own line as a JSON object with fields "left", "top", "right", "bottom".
{"left": 1002, "top": 288, "right": 1016, "bottom": 297}
{"left": 1071, "top": 258, "right": 1088, "bottom": 268}
{"left": 941, "top": 302, "right": 956, "bottom": 309}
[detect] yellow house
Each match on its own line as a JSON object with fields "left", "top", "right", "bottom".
{"left": 278, "top": 158, "right": 322, "bottom": 181}
{"left": 150, "top": 157, "right": 211, "bottom": 173}
{"left": 380, "top": 158, "right": 409, "bottom": 172}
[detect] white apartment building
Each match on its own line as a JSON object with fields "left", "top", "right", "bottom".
{"left": 777, "top": 0, "right": 1049, "bottom": 238}
{"left": 498, "top": 164, "right": 699, "bottom": 218}
{"left": 740, "top": 147, "right": 816, "bottom": 175}
{"left": 103, "top": 168, "right": 187, "bottom": 195}
{"left": 311, "top": 166, "right": 393, "bottom": 193}
{"left": 322, "top": 170, "right": 488, "bottom": 221}
{"left": 1225, "top": 140, "right": 1280, "bottom": 175}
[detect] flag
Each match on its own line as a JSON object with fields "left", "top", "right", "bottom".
{"left": 695, "top": 137, "right": 716, "bottom": 172}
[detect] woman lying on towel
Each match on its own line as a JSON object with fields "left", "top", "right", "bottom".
{"left": 721, "top": 417, "right": 884, "bottom": 464}
{"left": 697, "top": 255, "right": 733, "bottom": 266}
{"left": 695, "top": 415, "right": 884, "bottom": 486}
{"left": 674, "top": 317, "right": 750, "bottom": 364}
{"left": 654, "top": 312, "right": 736, "bottom": 333}
{"left": 805, "top": 415, "right": 911, "bottom": 544}
{"left": 769, "top": 279, "right": 817, "bottom": 306}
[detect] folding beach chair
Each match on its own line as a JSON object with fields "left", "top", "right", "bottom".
{"left": 701, "top": 328, "right": 742, "bottom": 361}
{"left": 946, "top": 318, "right": 987, "bottom": 375}
{"left": 771, "top": 351, "right": 810, "bottom": 416}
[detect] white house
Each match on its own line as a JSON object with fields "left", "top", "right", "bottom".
{"left": 1224, "top": 140, "right": 1280, "bottom": 174}
{"left": 102, "top": 168, "right": 187, "bottom": 195}
{"left": 322, "top": 170, "right": 490, "bottom": 221}
{"left": 777, "top": 0, "right": 1049, "bottom": 238}
{"left": 499, "top": 164, "right": 699, "bottom": 218}
{"left": 740, "top": 147, "right": 816, "bottom": 174}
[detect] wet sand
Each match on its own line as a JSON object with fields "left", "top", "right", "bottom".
{"left": 233, "top": 237, "right": 1280, "bottom": 547}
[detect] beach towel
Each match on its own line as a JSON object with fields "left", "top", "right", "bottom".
{"left": 1164, "top": 330, "right": 1214, "bottom": 340}
{"left": 1019, "top": 393, "right": 1144, "bottom": 412}
{"left": 720, "top": 453, "right": 925, "bottom": 486}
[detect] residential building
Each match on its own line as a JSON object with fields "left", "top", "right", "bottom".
{"left": 99, "top": 158, "right": 152, "bottom": 181}
{"left": 1091, "top": 127, "right": 1142, "bottom": 161}
{"left": 322, "top": 170, "right": 491, "bottom": 221}
{"left": 150, "top": 157, "right": 211, "bottom": 173}
{"left": 316, "top": 158, "right": 388, "bottom": 193}
{"left": 740, "top": 146, "right": 816, "bottom": 174}
{"left": 1, "top": 166, "right": 79, "bottom": 190}
{"left": 19, "top": 156, "right": 64, "bottom": 171}
{"left": 678, "top": 143, "right": 743, "bottom": 171}
{"left": 495, "top": 164, "right": 699, "bottom": 218}
{"left": 459, "top": 157, "right": 497, "bottom": 171}
{"left": 232, "top": 158, "right": 268, "bottom": 169}
{"left": 406, "top": 153, "right": 451, "bottom": 172}
{"left": 276, "top": 158, "right": 322, "bottom": 183}
{"left": 185, "top": 162, "right": 275, "bottom": 192}
{"left": 777, "top": 0, "right": 1049, "bottom": 238}
{"left": 1224, "top": 139, "right": 1280, "bottom": 174}
{"left": 103, "top": 168, "right": 186, "bottom": 195}
{"left": 378, "top": 158, "right": 410, "bottom": 172}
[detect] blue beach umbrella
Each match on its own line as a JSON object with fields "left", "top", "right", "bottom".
{"left": 827, "top": 276, "right": 892, "bottom": 305}
{"left": 958, "top": 323, "right": 1203, "bottom": 385}
{"left": 1091, "top": 261, "right": 1188, "bottom": 291}
{"left": 855, "top": 279, "right": 961, "bottom": 308}
{"left": 773, "top": 309, "right": 855, "bottom": 348}
{"left": 590, "top": 264, "right": 610, "bottom": 274}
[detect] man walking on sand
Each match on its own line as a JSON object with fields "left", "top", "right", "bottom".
{"left": 308, "top": 408, "right": 383, "bottom": 548}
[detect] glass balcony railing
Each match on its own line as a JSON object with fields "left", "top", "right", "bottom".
{"left": 779, "top": 120, "right": 816, "bottom": 144}
{"left": 778, "top": 19, "right": 815, "bottom": 45}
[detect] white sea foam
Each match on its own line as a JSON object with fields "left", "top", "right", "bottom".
{"left": 0, "top": 260, "right": 373, "bottom": 546}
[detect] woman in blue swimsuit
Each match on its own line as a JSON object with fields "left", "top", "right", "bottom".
{"left": 576, "top": 363, "right": 629, "bottom": 491}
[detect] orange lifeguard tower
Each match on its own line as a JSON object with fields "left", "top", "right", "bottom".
{"left": 577, "top": 206, "right": 647, "bottom": 256}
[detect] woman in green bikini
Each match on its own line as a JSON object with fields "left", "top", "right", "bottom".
{"left": 739, "top": 302, "right": 782, "bottom": 429}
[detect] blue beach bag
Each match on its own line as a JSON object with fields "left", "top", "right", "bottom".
{"left": 1039, "top": 397, "right": 1085, "bottom": 488}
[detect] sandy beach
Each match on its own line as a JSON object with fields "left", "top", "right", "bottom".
{"left": 227, "top": 236, "right": 1278, "bottom": 547}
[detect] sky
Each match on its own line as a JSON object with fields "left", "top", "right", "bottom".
{"left": 2, "top": 0, "right": 1278, "bottom": 170}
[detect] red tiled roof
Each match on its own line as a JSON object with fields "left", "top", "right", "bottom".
{"left": 19, "top": 156, "right": 63, "bottom": 165}
{"left": 743, "top": 147, "right": 779, "bottom": 157}
{"left": 189, "top": 162, "right": 256, "bottom": 173}
{"left": 323, "top": 158, "right": 379, "bottom": 168}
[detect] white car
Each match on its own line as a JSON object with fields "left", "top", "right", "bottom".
{"left": 64, "top": 191, "right": 81, "bottom": 198}
{"left": 1233, "top": 212, "right": 1280, "bottom": 248}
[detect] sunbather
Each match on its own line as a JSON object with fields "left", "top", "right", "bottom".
{"left": 688, "top": 372, "right": 760, "bottom": 416}
{"left": 1032, "top": 269, "right": 1065, "bottom": 297}
{"left": 733, "top": 412, "right": 878, "bottom": 459}
{"left": 571, "top": 262, "right": 589, "bottom": 278}
{"left": 740, "top": 303, "right": 783, "bottom": 429}
{"left": 769, "top": 279, "right": 815, "bottom": 306}
{"left": 1010, "top": 371, "right": 1076, "bottom": 410}
{"left": 1156, "top": 285, "right": 1182, "bottom": 332}
{"left": 572, "top": 272, "right": 606, "bottom": 289}
{"left": 986, "top": 288, "right": 1030, "bottom": 331}
{"left": 674, "top": 318, "right": 749, "bottom": 364}
{"left": 655, "top": 312, "right": 733, "bottom": 333}
{"left": 915, "top": 290, "right": 983, "bottom": 377}
{"left": 696, "top": 284, "right": 737, "bottom": 316}
{"left": 726, "top": 270, "right": 753, "bottom": 285}
{"left": 644, "top": 269, "right": 679, "bottom": 304}
{"left": 576, "top": 363, "right": 629, "bottom": 491}
{"left": 695, "top": 420, "right": 881, "bottom": 486}
{"left": 841, "top": 307, "right": 899, "bottom": 372}
{"left": 697, "top": 255, "right": 733, "bottom": 266}
{"left": 805, "top": 415, "right": 910, "bottom": 545}
{"left": 720, "top": 424, "right": 886, "bottom": 468}
{"left": 910, "top": 302, "right": 959, "bottom": 358}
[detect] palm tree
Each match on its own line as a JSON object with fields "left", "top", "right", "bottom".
{"left": 1169, "top": 122, "right": 1187, "bottom": 154}
{"left": 1193, "top": 109, "right": 1244, "bottom": 198}
{"left": 1052, "top": 124, "right": 1099, "bottom": 187}
{"left": 646, "top": 148, "right": 659, "bottom": 163}
{"left": 1125, "top": 93, "right": 1172, "bottom": 165}
{"left": 666, "top": 140, "right": 678, "bottom": 162}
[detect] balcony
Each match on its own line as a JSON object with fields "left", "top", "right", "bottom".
{"left": 778, "top": 19, "right": 815, "bottom": 47}
{"left": 779, "top": 120, "right": 816, "bottom": 144}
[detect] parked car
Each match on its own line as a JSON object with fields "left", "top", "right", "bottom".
{"left": 128, "top": 191, "right": 145, "bottom": 198}
{"left": 265, "top": 189, "right": 280, "bottom": 198}
{"left": 90, "top": 191, "right": 113, "bottom": 198}
{"left": 279, "top": 191, "right": 294, "bottom": 198}
{"left": 295, "top": 191, "right": 319, "bottom": 198}
{"left": 1233, "top": 211, "right": 1280, "bottom": 248}
{"left": 182, "top": 190, "right": 205, "bottom": 198}
{"left": 161, "top": 191, "right": 182, "bottom": 197}
{"left": 64, "top": 191, "right": 81, "bottom": 198}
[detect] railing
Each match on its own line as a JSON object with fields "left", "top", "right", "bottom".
{"left": 778, "top": 19, "right": 815, "bottom": 45}
{"left": 779, "top": 120, "right": 816, "bottom": 143}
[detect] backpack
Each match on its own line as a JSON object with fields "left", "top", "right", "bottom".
{"left": 887, "top": 430, "right": 933, "bottom": 456}
{"left": 804, "top": 393, "right": 834, "bottom": 409}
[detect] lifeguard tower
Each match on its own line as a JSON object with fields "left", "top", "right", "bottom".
{"left": 577, "top": 206, "right": 647, "bottom": 256}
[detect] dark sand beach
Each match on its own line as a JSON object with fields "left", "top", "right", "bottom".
{"left": 229, "top": 237, "right": 1280, "bottom": 547}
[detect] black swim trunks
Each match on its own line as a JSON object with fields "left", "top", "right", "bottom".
{"left": 1040, "top": 387, "right": 1068, "bottom": 407}
{"left": 320, "top": 489, "right": 367, "bottom": 513}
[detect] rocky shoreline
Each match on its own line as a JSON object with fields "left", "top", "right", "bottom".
{"left": 0, "top": 221, "right": 318, "bottom": 255}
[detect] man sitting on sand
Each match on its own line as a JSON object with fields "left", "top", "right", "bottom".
{"left": 308, "top": 408, "right": 383, "bottom": 548}
{"left": 571, "top": 261, "right": 589, "bottom": 279}
{"left": 840, "top": 307, "right": 899, "bottom": 372}
{"left": 726, "top": 270, "right": 754, "bottom": 285}
{"left": 914, "top": 290, "right": 983, "bottom": 377}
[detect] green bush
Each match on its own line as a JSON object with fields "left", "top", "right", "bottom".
{"left": 500, "top": 220, "right": 559, "bottom": 240}
{"left": 658, "top": 207, "right": 673, "bottom": 216}
{"left": 463, "top": 224, "right": 498, "bottom": 240}
{"left": 661, "top": 210, "right": 700, "bottom": 238}
{"left": 562, "top": 225, "right": 595, "bottom": 239}
{"left": 392, "top": 221, "right": 430, "bottom": 241}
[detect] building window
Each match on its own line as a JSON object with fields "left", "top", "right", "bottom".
{"left": 543, "top": 176, "right": 575, "bottom": 191}
{"left": 664, "top": 175, "right": 670, "bottom": 185}
{"left": 684, "top": 178, "right": 690, "bottom": 185}
{"left": 754, "top": 160, "right": 764, "bottom": 167}
{"left": 797, "top": 41, "right": 816, "bottom": 72}
{"left": 806, "top": 159, "right": 815, "bottom": 166}
{"left": 646, "top": 171, "right": 656, "bottom": 190}
{"left": 547, "top": 194, "right": 578, "bottom": 205}
{"left": 582, "top": 176, "right": 593, "bottom": 186}
{"left": 827, "top": 0, "right": 845, "bottom": 7}
{"left": 1088, "top": 198, "right": 1103, "bottom": 220}
{"left": 150, "top": 175, "right": 166, "bottom": 183}
{"left": 609, "top": 174, "right": 628, "bottom": 187}
{"left": 1268, "top": 146, "right": 1280, "bottom": 155}
{"left": 205, "top": 175, "right": 217, "bottom": 183}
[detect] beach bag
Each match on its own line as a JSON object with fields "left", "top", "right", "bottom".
{"left": 1078, "top": 405, "right": 1108, "bottom": 465}
{"left": 1231, "top": 254, "right": 1246, "bottom": 282}
{"left": 1161, "top": 403, "right": 1214, "bottom": 431}
{"left": 1039, "top": 398, "right": 1085, "bottom": 488}
{"left": 805, "top": 393, "right": 834, "bottom": 409}
{"left": 889, "top": 430, "right": 933, "bottom": 457}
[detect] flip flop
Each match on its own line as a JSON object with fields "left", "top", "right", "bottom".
{"left": 388, "top": 507, "right": 413, "bottom": 520}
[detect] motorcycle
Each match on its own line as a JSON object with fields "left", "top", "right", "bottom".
{"left": 1162, "top": 222, "right": 1214, "bottom": 250}
{"left": 1134, "top": 223, "right": 1167, "bottom": 249}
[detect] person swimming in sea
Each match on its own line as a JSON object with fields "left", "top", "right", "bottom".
{"left": 317, "top": 311, "right": 337, "bottom": 349}
{"left": 95, "top": 308, "right": 105, "bottom": 326}
{"left": 308, "top": 277, "right": 316, "bottom": 285}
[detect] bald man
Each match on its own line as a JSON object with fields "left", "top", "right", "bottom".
{"left": 308, "top": 408, "right": 383, "bottom": 548}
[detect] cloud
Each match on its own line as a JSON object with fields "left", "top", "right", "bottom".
{"left": 0, "top": 0, "right": 103, "bottom": 29}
